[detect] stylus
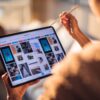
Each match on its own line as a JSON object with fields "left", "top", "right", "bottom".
{"left": 50, "top": 5, "right": 79, "bottom": 26}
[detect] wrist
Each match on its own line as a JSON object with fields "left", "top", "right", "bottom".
{"left": 74, "top": 26, "right": 81, "bottom": 35}
{"left": 74, "top": 29, "right": 91, "bottom": 47}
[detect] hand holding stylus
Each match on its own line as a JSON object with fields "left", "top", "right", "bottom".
{"left": 50, "top": 5, "right": 79, "bottom": 26}
{"left": 51, "top": 5, "right": 91, "bottom": 47}
{"left": 60, "top": 9, "right": 91, "bottom": 47}
{"left": 1, "top": 5, "right": 92, "bottom": 100}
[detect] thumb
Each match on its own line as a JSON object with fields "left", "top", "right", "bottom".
{"left": 2, "top": 73, "right": 11, "bottom": 92}
{"left": 2, "top": 73, "right": 10, "bottom": 99}
{"left": 2, "top": 73, "right": 9, "bottom": 84}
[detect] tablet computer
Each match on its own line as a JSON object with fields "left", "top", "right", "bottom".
{"left": 0, "top": 26, "right": 65, "bottom": 87}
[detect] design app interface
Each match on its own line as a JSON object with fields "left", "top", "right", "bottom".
{"left": 0, "top": 27, "right": 65, "bottom": 86}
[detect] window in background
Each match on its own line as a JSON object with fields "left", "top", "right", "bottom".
{"left": 0, "top": 0, "right": 31, "bottom": 31}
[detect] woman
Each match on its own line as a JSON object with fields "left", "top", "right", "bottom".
{"left": 2, "top": 0, "right": 100, "bottom": 100}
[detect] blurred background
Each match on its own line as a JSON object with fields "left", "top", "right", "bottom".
{"left": 0, "top": 0, "right": 100, "bottom": 100}
{"left": 0, "top": 0, "right": 100, "bottom": 38}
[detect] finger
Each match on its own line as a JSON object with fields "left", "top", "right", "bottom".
{"left": 20, "top": 80, "right": 40, "bottom": 91}
{"left": 2, "top": 73, "right": 10, "bottom": 86}
{"left": 60, "top": 13, "right": 77, "bottom": 34}
{"left": 60, "top": 14, "right": 68, "bottom": 20}
{"left": 66, "top": 13, "right": 74, "bottom": 18}
{"left": 63, "top": 13, "right": 75, "bottom": 22}
{"left": 2, "top": 73, "right": 11, "bottom": 96}
{"left": 59, "top": 11, "right": 68, "bottom": 18}
{"left": 67, "top": 14, "right": 77, "bottom": 24}
{"left": 60, "top": 15, "right": 69, "bottom": 21}
{"left": 62, "top": 19, "right": 68, "bottom": 25}
{"left": 2, "top": 72, "right": 8, "bottom": 79}
{"left": 63, "top": 14, "right": 78, "bottom": 30}
{"left": 60, "top": 14, "right": 70, "bottom": 26}
{"left": 61, "top": 18, "right": 71, "bottom": 32}
{"left": 60, "top": 15, "right": 69, "bottom": 23}
{"left": 60, "top": 13, "right": 75, "bottom": 21}
{"left": 15, "top": 79, "right": 40, "bottom": 97}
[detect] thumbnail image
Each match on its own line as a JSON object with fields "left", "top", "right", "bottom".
{"left": 32, "top": 43, "right": 42, "bottom": 53}
{"left": 46, "top": 52, "right": 57, "bottom": 65}
{"left": 38, "top": 57, "right": 43, "bottom": 63}
{"left": 39, "top": 38, "right": 52, "bottom": 53}
{"left": 17, "top": 55, "right": 23, "bottom": 61}
{"left": 56, "top": 53, "right": 64, "bottom": 61}
{"left": 54, "top": 46, "right": 59, "bottom": 51}
{"left": 47, "top": 36, "right": 57, "bottom": 44}
{"left": 44, "top": 64, "right": 50, "bottom": 70}
{"left": 47, "top": 37, "right": 54, "bottom": 45}
{"left": 31, "top": 67, "right": 41, "bottom": 75}
{"left": 1, "top": 46, "right": 14, "bottom": 63}
{"left": 10, "top": 45, "right": 17, "bottom": 54}
{"left": 19, "top": 63, "right": 32, "bottom": 78}
{"left": 15, "top": 44, "right": 22, "bottom": 53}
{"left": 27, "top": 55, "right": 34, "bottom": 60}
{"left": 11, "top": 75, "right": 22, "bottom": 81}
{"left": 20, "top": 41, "right": 33, "bottom": 54}
{"left": 10, "top": 44, "right": 22, "bottom": 54}
{"left": 7, "top": 62, "right": 20, "bottom": 77}
{"left": 52, "top": 36, "right": 57, "bottom": 44}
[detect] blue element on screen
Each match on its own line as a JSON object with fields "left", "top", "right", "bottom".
{"left": 2, "top": 47, "right": 14, "bottom": 63}
{"left": 39, "top": 38, "right": 52, "bottom": 53}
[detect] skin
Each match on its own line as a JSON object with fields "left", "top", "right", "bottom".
{"left": 59, "top": 12, "right": 91, "bottom": 47}
{"left": 2, "top": 0, "right": 100, "bottom": 100}
{"left": 89, "top": 0, "right": 100, "bottom": 20}
{"left": 39, "top": 42, "right": 100, "bottom": 100}
{"left": 2, "top": 73, "right": 39, "bottom": 100}
{"left": 38, "top": 1, "right": 100, "bottom": 99}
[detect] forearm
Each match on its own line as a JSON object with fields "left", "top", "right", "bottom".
{"left": 74, "top": 29, "right": 91, "bottom": 47}
{"left": 7, "top": 94, "right": 22, "bottom": 100}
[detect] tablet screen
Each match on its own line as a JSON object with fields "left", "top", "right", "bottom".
{"left": 0, "top": 26, "right": 65, "bottom": 86}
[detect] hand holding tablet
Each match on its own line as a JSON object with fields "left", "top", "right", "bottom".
{"left": 2, "top": 73, "right": 39, "bottom": 100}
{"left": 0, "top": 26, "right": 65, "bottom": 87}
{"left": 1, "top": 14, "right": 91, "bottom": 100}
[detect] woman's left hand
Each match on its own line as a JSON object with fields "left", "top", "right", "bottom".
{"left": 2, "top": 73, "right": 39, "bottom": 100}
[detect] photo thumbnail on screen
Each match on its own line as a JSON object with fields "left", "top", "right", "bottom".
{"left": 0, "top": 46, "right": 15, "bottom": 63}
{"left": 39, "top": 38, "right": 52, "bottom": 53}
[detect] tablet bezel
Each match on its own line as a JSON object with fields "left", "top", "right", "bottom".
{"left": 0, "top": 26, "right": 66, "bottom": 87}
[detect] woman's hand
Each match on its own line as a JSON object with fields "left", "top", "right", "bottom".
{"left": 60, "top": 12, "right": 91, "bottom": 47}
{"left": 60, "top": 12, "right": 80, "bottom": 39}
{"left": 2, "top": 73, "right": 39, "bottom": 100}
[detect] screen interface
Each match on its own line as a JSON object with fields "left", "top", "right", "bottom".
{"left": 0, "top": 27, "right": 65, "bottom": 86}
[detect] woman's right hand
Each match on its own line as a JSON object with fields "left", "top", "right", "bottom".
{"left": 60, "top": 12, "right": 91, "bottom": 47}
{"left": 60, "top": 12, "right": 80, "bottom": 39}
